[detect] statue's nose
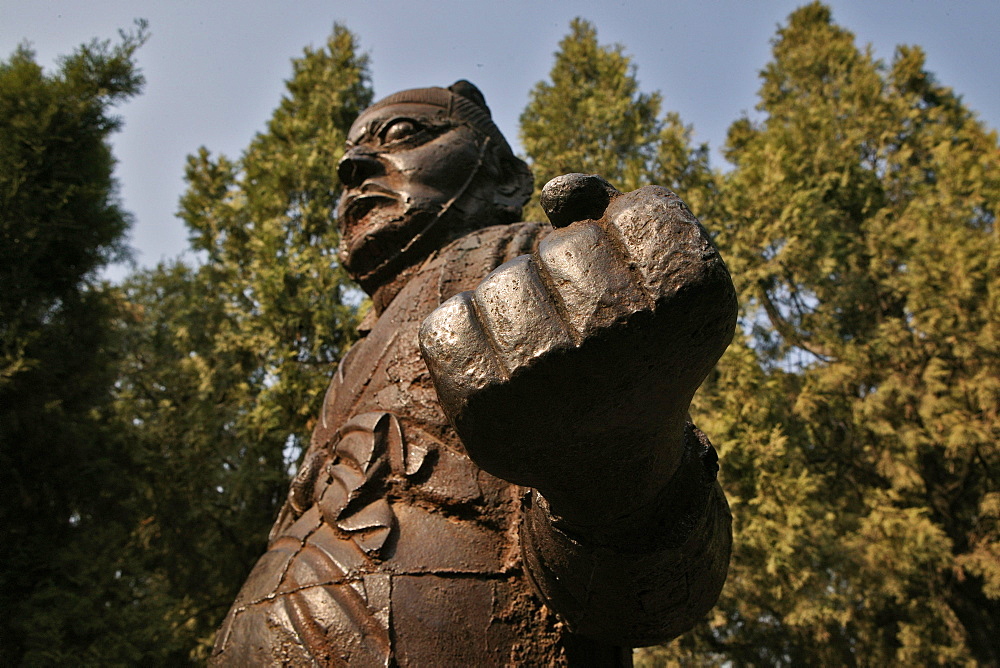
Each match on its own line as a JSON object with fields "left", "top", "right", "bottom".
{"left": 337, "top": 147, "right": 382, "bottom": 189}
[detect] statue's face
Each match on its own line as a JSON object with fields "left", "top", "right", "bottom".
{"left": 337, "top": 102, "right": 495, "bottom": 291}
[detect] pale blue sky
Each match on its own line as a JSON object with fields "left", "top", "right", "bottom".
{"left": 3, "top": 1, "right": 998, "bottom": 280}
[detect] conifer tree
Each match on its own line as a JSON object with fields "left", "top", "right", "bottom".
{"left": 521, "top": 18, "right": 717, "bottom": 221}
{"left": 520, "top": 19, "right": 664, "bottom": 218}
{"left": 647, "top": 3, "right": 999, "bottom": 664}
{"left": 0, "top": 25, "right": 151, "bottom": 664}
{"left": 114, "top": 25, "right": 372, "bottom": 659}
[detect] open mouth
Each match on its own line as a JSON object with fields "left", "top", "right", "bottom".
{"left": 341, "top": 193, "right": 395, "bottom": 225}
{"left": 340, "top": 182, "right": 399, "bottom": 227}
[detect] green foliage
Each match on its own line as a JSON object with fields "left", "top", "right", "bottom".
{"left": 520, "top": 19, "right": 718, "bottom": 220}
{"left": 0, "top": 26, "right": 144, "bottom": 381}
{"left": 111, "top": 25, "right": 372, "bottom": 660}
{"left": 179, "top": 23, "right": 370, "bottom": 447}
{"left": 643, "top": 3, "right": 999, "bottom": 665}
{"left": 520, "top": 17, "right": 661, "bottom": 187}
{"left": 0, "top": 24, "right": 151, "bottom": 664}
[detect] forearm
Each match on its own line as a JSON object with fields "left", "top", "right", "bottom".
{"left": 521, "top": 422, "right": 731, "bottom": 646}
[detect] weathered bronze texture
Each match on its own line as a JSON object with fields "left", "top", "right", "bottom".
{"left": 212, "top": 81, "right": 736, "bottom": 666}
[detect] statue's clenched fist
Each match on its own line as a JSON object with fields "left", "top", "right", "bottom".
{"left": 419, "top": 174, "right": 737, "bottom": 529}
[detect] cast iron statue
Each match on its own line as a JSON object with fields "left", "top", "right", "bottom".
{"left": 211, "top": 81, "right": 737, "bottom": 666}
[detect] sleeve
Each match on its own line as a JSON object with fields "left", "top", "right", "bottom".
{"left": 520, "top": 422, "right": 731, "bottom": 646}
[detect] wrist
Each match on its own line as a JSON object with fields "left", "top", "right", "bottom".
{"left": 534, "top": 422, "right": 721, "bottom": 550}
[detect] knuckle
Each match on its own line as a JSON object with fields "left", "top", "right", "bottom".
{"left": 473, "top": 255, "right": 573, "bottom": 372}
{"left": 537, "top": 223, "right": 649, "bottom": 335}
{"left": 419, "top": 291, "right": 503, "bottom": 415}
{"left": 603, "top": 187, "right": 722, "bottom": 303}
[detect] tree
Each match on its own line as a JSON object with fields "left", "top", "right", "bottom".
{"left": 112, "top": 25, "right": 372, "bottom": 660}
{"left": 520, "top": 19, "right": 663, "bottom": 218}
{"left": 647, "top": 3, "right": 999, "bottom": 664}
{"left": 0, "top": 24, "right": 150, "bottom": 664}
{"left": 521, "top": 18, "right": 717, "bottom": 222}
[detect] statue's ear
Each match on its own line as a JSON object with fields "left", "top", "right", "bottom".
{"left": 494, "top": 154, "right": 534, "bottom": 222}
{"left": 445, "top": 79, "right": 531, "bottom": 221}
{"left": 448, "top": 80, "right": 489, "bottom": 113}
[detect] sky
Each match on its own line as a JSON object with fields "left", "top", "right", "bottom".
{"left": 3, "top": 1, "right": 998, "bottom": 281}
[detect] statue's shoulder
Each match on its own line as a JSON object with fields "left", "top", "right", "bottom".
{"left": 446, "top": 220, "right": 550, "bottom": 257}
{"left": 430, "top": 221, "right": 552, "bottom": 286}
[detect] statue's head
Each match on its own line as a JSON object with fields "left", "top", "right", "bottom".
{"left": 337, "top": 81, "right": 533, "bottom": 296}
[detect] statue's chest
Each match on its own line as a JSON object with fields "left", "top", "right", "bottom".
{"left": 318, "top": 222, "right": 549, "bottom": 470}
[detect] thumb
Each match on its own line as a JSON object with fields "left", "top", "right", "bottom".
{"left": 541, "top": 173, "right": 621, "bottom": 228}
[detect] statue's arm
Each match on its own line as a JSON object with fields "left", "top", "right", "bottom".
{"left": 520, "top": 422, "right": 731, "bottom": 645}
{"left": 419, "top": 174, "right": 737, "bottom": 645}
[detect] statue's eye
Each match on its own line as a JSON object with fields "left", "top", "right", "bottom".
{"left": 382, "top": 119, "right": 420, "bottom": 144}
